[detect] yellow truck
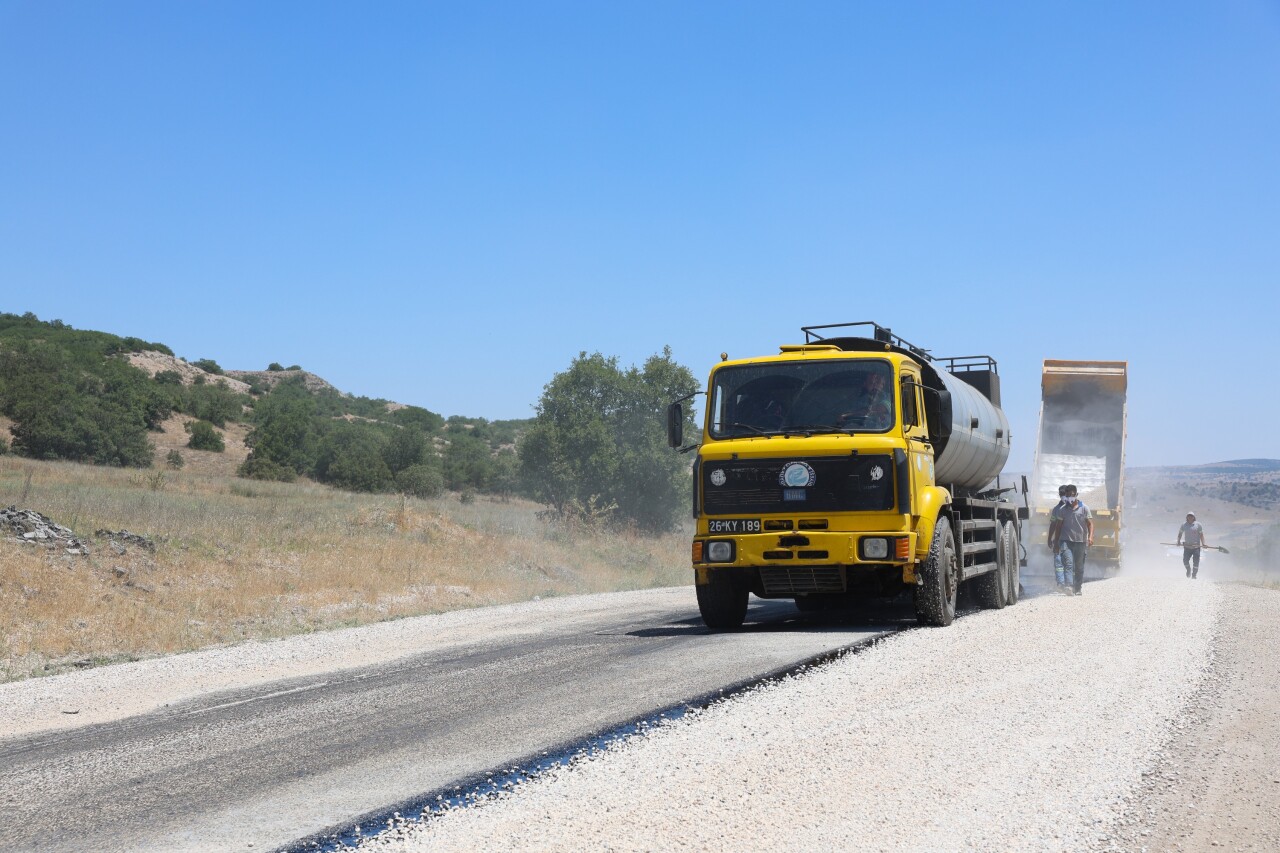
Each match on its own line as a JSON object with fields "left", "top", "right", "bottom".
{"left": 1028, "top": 360, "right": 1128, "bottom": 575}
{"left": 667, "top": 322, "right": 1025, "bottom": 630}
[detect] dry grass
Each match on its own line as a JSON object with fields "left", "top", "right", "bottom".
{"left": 0, "top": 455, "right": 690, "bottom": 682}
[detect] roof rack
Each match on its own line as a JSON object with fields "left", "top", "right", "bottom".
{"left": 801, "top": 322, "right": 933, "bottom": 362}
{"left": 801, "top": 322, "right": 999, "bottom": 375}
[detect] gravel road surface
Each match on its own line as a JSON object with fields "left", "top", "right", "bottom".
{"left": 1101, "top": 584, "right": 1280, "bottom": 852}
{"left": 358, "top": 577, "right": 1231, "bottom": 852}
{"left": 0, "top": 588, "right": 896, "bottom": 853}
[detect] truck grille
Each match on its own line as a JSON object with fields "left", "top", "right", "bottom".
{"left": 760, "top": 566, "right": 847, "bottom": 595}
{"left": 702, "top": 455, "right": 894, "bottom": 515}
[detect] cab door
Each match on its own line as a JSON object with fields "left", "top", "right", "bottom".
{"left": 900, "top": 368, "right": 935, "bottom": 502}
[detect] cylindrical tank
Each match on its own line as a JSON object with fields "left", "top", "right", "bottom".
{"left": 930, "top": 368, "right": 1011, "bottom": 490}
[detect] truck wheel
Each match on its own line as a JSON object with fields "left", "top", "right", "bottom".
{"left": 915, "top": 520, "right": 958, "bottom": 626}
{"left": 1002, "top": 522, "right": 1020, "bottom": 605}
{"left": 697, "top": 572, "right": 749, "bottom": 630}
{"left": 973, "top": 543, "right": 1008, "bottom": 610}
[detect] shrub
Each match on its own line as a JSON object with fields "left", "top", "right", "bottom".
{"left": 267, "top": 363, "right": 284, "bottom": 372}
{"left": 154, "top": 370, "right": 184, "bottom": 386}
{"left": 238, "top": 455, "right": 297, "bottom": 482}
{"left": 166, "top": 449, "right": 184, "bottom": 468}
{"left": 314, "top": 424, "right": 392, "bottom": 492}
{"left": 192, "top": 358, "right": 223, "bottom": 375}
{"left": 396, "top": 463, "right": 444, "bottom": 498}
{"left": 185, "top": 420, "right": 225, "bottom": 452}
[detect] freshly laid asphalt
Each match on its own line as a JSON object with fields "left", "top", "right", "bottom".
{"left": 0, "top": 589, "right": 905, "bottom": 853}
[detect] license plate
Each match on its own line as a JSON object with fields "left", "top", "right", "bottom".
{"left": 707, "top": 518, "right": 762, "bottom": 534}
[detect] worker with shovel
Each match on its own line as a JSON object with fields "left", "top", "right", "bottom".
{"left": 1177, "top": 512, "right": 1207, "bottom": 579}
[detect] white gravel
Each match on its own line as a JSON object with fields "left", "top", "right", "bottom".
{"left": 356, "top": 577, "right": 1219, "bottom": 852}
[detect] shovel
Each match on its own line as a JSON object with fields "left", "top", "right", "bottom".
{"left": 1161, "top": 543, "right": 1230, "bottom": 554}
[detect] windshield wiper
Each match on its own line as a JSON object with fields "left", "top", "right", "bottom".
{"left": 726, "top": 422, "right": 775, "bottom": 436}
{"left": 780, "top": 423, "right": 859, "bottom": 436}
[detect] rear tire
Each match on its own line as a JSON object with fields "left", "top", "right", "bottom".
{"left": 973, "top": 541, "right": 1008, "bottom": 610}
{"left": 915, "top": 519, "right": 958, "bottom": 626}
{"left": 1001, "top": 522, "right": 1020, "bottom": 605}
{"left": 697, "top": 572, "right": 749, "bottom": 630}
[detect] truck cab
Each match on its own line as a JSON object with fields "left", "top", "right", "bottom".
{"left": 670, "top": 323, "right": 1022, "bottom": 630}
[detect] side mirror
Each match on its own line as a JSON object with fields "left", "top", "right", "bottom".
{"left": 925, "top": 388, "right": 953, "bottom": 441}
{"left": 666, "top": 402, "right": 684, "bottom": 448}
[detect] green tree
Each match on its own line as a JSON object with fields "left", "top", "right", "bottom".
{"left": 192, "top": 358, "right": 223, "bottom": 374}
{"left": 383, "top": 425, "right": 430, "bottom": 475}
{"left": 0, "top": 339, "right": 157, "bottom": 467}
{"left": 239, "top": 379, "right": 319, "bottom": 478}
{"left": 396, "top": 462, "right": 444, "bottom": 498}
{"left": 390, "top": 405, "right": 445, "bottom": 433}
{"left": 314, "top": 423, "right": 392, "bottom": 492}
{"left": 182, "top": 381, "right": 246, "bottom": 427}
{"left": 185, "top": 419, "right": 225, "bottom": 452}
{"left": 519, "top": 348, "right": 697, "bottom": 532}
{"left": 443, "top": 431, "right": 496, "bottom": 491}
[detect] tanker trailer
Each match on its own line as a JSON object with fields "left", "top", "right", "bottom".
{"left": 1027, "top": 360, "right": 1128, "bottom": 578}
{"left": 667, "top": 322, "right": 1025, "bottom": 630}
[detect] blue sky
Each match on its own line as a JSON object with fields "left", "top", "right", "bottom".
{"left": 2, "top": 1, "right": 1277, "bottom": 470}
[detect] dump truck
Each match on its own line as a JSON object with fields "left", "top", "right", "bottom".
{"left": 1027, "top": 360, "right": 1128, "bottom": 577}
{"left": 667, "top": 322, "right": 1025, "bottom": 630}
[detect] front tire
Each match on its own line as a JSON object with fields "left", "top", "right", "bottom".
{"left": 697, "top": 571, "right": 749, "bottom": 630}
{"left": 916, "top": 519, "right": 958, "bottom": 626}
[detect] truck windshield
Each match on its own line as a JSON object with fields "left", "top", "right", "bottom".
{"left": 708, "top": 359, "right": 895, "bottom": 438}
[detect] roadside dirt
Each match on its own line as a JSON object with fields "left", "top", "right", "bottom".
{"left": 1102, "top": 583, "right": 1280, "bottom": 852}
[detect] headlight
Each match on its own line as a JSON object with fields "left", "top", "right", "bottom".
{"left": 706, "top": 540, "right": 735, "bottom": 562}
{"left": 860, "top": 537, "right": 889, "bottom": 559}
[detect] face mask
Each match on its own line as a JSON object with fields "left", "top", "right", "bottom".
{"left": 1067, "top": 497, "right": 1078, "bottom": 504}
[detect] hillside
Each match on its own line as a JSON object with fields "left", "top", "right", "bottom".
{"left": 0, "top": 312, "right": 529, "bottom": 497}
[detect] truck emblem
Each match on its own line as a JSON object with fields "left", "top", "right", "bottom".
{"left": 779, "top": 461, "right": 816, "bottom": 488}
{"left": 870, "top": 465, "right": 884, "bottom": 481}
{"left": 710, "top": 469, "right": 726, "bottom": 487}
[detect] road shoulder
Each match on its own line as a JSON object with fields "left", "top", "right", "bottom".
{"left": 1101, "top": 583, "right": 1280, "bottom": 852}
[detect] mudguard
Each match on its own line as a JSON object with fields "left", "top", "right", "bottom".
{"left": 914, "top": 485, "right": 952, "bottom": 561}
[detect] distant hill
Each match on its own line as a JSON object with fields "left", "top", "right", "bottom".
{"left": 1128, "top": 459, "right": 1280, "bottom": 512}
{"left": 1133, "top": 459, "right": 1280, "bottom": 476}
{"left": 0, "top": 312, "right": 529, "bottom": 497}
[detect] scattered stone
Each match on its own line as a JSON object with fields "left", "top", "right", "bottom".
{"left": 1, "top": 506, "right": 90, "bottom": 555}
{"left": 94, "top": 529, "right": 156, "bottom": 552}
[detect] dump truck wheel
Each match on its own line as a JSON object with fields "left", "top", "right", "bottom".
{"left": 973, "top": 548, "right": 1008, "bottom": 610}
{"left": 697, "top": 572, "right": 748, "bottom": 630}
{"left": 1002, "top": 522, "right": 1020, "bottom": 605}
{"left": 915, "top": 520, "right": 958, "bottom": 626}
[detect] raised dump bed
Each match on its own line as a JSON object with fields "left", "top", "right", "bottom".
{"left": 1028, "top": 360, "right": 1128, "bottom": 574}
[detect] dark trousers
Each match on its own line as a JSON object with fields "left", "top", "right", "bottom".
{"left": 1064, "top": 541, "right": 1088, "bottom": 591}
{"left": 1183, "top": 546, "right": 1201, "bottom": 576}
